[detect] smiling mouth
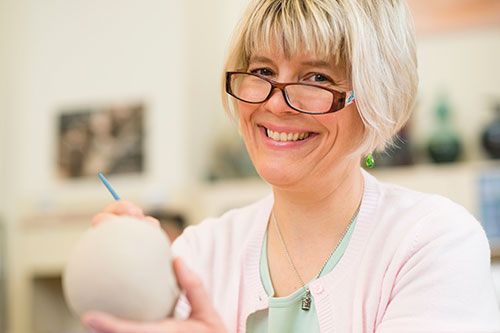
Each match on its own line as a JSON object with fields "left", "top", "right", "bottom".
{"left": 264, "top": 127, "right": 313, "bottom": 142}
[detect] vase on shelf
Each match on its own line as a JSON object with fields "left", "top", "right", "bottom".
{"left": 481, "top": 102, "right": 500, "bottom": 159}
{"left": 372, "top": 123, "right": 414, "bottom": 168}
{"left": 427, "top": 96, "right": 462, "bottom": 163}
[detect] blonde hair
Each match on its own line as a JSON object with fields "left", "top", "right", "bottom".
{"left": 221, "top": 0, "right": 418, "bottom": 155}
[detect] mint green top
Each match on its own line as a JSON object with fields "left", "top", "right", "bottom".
{"left": 246, "top": 216, "right": 358, "bottom": 332}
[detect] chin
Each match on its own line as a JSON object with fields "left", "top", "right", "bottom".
{"left": 254, "top": 162, "right": 300, "bottom": 187}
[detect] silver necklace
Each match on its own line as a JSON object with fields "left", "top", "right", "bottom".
{"left": 272, "top": 205, "right": 360, "bottom": 311}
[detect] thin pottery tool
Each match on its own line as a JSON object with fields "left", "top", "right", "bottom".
{"left": 98, "top": 173, "right": 121, "bottom": 200}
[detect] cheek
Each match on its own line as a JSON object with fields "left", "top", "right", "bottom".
{"left": 347, "top": 106, "right": 365, "bottom": 137}
{"left": 237, "top": 102, "right": 254, "bottom": 123}
{"left": 335, "top": 107, "right": 364, "bottom": 148}
{"left": 319, "top": 108, "right": 363, "bottom": 148}
{"left": 317, "top": 113, "right": 340, "bottom": 137}
{"left": 238, "top": 102, "right": 262, "bottom": 137}
{"left": 237, "top": 103, "right": 259, "bottom": 146}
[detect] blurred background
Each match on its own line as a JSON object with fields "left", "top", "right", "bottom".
{"left": 0, "top": 0, "right": 499, "bottom": 332}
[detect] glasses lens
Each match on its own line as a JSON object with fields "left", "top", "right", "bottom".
{"left": 231, "top": 73, "right": 271, "bottom": 103}
{"left": 285, "top": 85, "right": 334, "bottom": 113}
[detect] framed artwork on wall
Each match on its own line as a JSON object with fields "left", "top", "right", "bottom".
{"left": 57, "top": 102, "right": 145, "bottom": 180}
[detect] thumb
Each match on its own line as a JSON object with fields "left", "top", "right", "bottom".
{"left": 173, "top": 257, "right": 218, "bottom": 321}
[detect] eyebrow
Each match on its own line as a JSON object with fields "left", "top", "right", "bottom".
{"left": 249, "top": 56, "right": 332, "bottom": 69}
{"left": 301, "top": 60, "right": 332, "bottom": 68}
{"left": 249, "top": 56, "right": 274, "bottom": 64}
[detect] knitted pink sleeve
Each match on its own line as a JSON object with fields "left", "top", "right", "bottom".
{"left": 376, "top": 207, "right": 500, "bottom": 332}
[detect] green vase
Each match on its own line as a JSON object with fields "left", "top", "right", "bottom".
{"left": 427, "top": 96, "right": 462, "bottom": 163}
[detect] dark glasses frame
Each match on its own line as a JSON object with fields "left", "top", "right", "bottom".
{"left": 225, "top": 71, "right": 349, "bottom": 115}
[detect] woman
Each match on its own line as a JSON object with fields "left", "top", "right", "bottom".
{"left": 83, "top": 0, "right": 500, "bottom": 332}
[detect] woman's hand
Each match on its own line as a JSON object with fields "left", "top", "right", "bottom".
{"left": 92, "top": 200, "right": 160, "bottom": 228}
{"left": 82, "top": 257, "right": 227, "bottom": 333}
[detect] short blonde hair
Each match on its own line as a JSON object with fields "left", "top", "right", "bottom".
{"left": 222, "top": 0, "right": 418, "bottom": 155}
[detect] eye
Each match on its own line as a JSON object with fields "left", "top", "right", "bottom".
{"left": 305, "top": 73, "right": 334, "bottom": 84}
{"left": 250, "top": 68, "right": 274, "bottom": 76}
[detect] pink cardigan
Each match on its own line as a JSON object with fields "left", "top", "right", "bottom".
{"left": 172, "top": 170, "right": 500, "bottom": 332}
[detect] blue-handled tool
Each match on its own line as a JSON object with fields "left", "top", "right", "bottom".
{"left": 98, "top": 173, "right": 121, "bottom": 200}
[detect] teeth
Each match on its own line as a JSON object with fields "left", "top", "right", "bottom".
{"left": 266, "top": 128, "right": 311, "bottom": 142}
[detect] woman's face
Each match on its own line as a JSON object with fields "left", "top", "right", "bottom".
{"left": 237, "top": 49, "right": 364, "bottom": 188}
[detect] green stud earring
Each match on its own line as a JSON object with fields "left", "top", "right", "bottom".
{"left": 366, "top": 154, "right": 375, "bottom": 168}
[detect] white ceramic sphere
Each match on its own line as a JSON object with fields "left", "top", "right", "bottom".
{"left": 63, "top": 216, "right": 180, "bottom": 321}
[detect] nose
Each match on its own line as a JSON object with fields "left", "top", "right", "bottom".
{"left": 263, "top": 87, "right": 297, "bottom": 115}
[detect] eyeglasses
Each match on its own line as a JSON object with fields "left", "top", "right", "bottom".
{"left": 225, "top": 72, "right": 354, "bottom": 115}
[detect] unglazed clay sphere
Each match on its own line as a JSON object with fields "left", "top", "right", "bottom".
{"left": 63, "top": 216, "right": 180, "bottom": 321}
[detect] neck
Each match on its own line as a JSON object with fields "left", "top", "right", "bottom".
{"left": 271, "top": 161, "right": 364, "bottom": 245}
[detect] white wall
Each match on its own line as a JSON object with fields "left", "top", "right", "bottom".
{"left": 1, "top": 0, "right": 192, "bottom": 215}
{"left": 0, "top": 0, "right": 251, "bottom": 215}
{"left": 0, "top": 1, "right": 12, "bottom": 330}
{"left": 183, "top": 0, "right": 248, "bottom": 181}
{"left": 0, "top": 1, "right": 7, "bottom": 220}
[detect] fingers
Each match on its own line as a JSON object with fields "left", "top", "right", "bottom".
{"left": 173, "top": 258, "right": 219, "bottom": 323}
{"left": 92, "top": 213, "right": 159, "bottom": 228}
{"left": 144, "top": 216, "right": 161, "bottom": 228}
{"left": 92, "top": 201, "right": 161, "bottom": 228}
{"left": 81, "top": 260, "right": 226, "bottom": 332}
{"left": 83, "top": 311, "right": 162, "bottom": 333}
{"left": 92, "top": 212, "right": 118, "bottom": 227}
{"left": 82, "top": 311, "right": 206, "bottom": 333}
{"left": 102, "top": 200, "right": 145, "bottom": 218}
